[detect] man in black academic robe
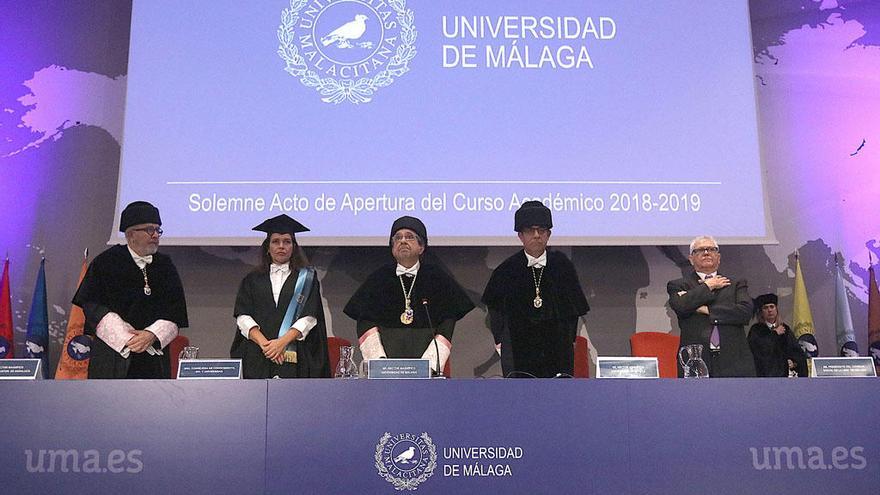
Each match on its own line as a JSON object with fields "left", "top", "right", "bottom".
{"left": 230, "top": 215, "right": 330, "bottom": 379}
{"left": 482, "top": 201, "right": 589, "bottom": 378}
{"left": 343, "top": 216, "right": 474, "bottom": 375}
{"left": 667, "top": 236, "right": 756, "bottom": 377}
{"left": 748, "top": 293, "right": 808, "bottom": 377}
{"left": 73, "top": 201, "right": 188, "bottom": 379}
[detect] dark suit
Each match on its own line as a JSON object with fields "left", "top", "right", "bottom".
{"left": 667, "top": 272, "right": 756, "bottom": 377}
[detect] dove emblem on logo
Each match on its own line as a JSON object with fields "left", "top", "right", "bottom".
{"left": 870, "top": 343, "right": 880, "bottom": 365}
{"left": 375, "top": 432, "right": 436, "bottom": 490}
{"left": 278, "top": 0, "right": 417, "bottom": 104}
{"left": 26, "top": 340, "right": 45, "bottom": 357}
{"left": 321, "top": 14, "right": 368, "bottom": 48}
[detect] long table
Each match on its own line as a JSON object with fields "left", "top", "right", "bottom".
{"left": 2, "top": 378, "right": 877, "bottom": 494}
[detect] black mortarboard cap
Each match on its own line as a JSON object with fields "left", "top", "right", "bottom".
{"left": 252, "top": 214, "right": 310, "bottom": 236}
{"left": 119, "top": 201, "right": 162, "bottom": 232}
{"left": 514, "top": 200, "right": 552, "bottom": 232}
{"left": 390, "top": 216, "right": 427, "bottom": 246}
{"left": 753, "top": 293, "right": 778, "bottom": 311}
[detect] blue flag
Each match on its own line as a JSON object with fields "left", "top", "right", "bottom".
{"left": 25, "top": 258, "right": 49, "bottom": 377}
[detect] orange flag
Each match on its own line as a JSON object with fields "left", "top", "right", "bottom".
{"left": 55, "top": 251, "right": 90, "bottom": 379}
{"left": 0, "top": 258, "right": 13, "bottom": 358}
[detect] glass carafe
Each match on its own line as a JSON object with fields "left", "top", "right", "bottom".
{"left": 678, "top": 344, "right": 710, "bottom": 378}
{"left": 178, "top": 345, "right": 199, "bottom": 360}
{"left": 334, "top": 345, "right": 358, "bottom": 378}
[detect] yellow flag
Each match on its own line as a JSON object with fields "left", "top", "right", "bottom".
{"left": 792, "top": 256, "right": 815, "bottom": 339}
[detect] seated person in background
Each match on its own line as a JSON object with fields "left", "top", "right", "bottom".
{"left": 748, "top": 293, "right": 807, "bottom": 377}
{"left": 343, "top": 216, "right": 474, "bottom": 375}
{"left": 230, "top": 214, "right": 330, "bottom": 378}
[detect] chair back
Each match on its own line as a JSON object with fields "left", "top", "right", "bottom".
{"left": 169, "top": 334, "right": 190, "bottom": 379}
{"left": 629, "top": 332, "right": 680, "bottom": 378}
{"left": 574, "top": 335, "right": 590, "bottom": 378}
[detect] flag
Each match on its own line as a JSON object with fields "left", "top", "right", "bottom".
{"left": 868, "top": 256, "right": 880, "bottom": 368}
{"left": 55, "top": 251, "right": 90, "bottom": 379}
{"left": 25, "top": 258, "right": 50, "bottom": 377}
{"left": 0, "top": 258, "right": 13, "bottom": 358}
{"left": 834, "top": 255, "right": 858, "bottom": 357}
{"left": 792, "top": 254, "right": 819, "bottom": 357}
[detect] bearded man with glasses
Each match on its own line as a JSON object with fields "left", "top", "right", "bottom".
{"left": 73, "top": 201, "right": 188, "bottom": 378}
{"left": 344, "top": 216, "right": 473, "bottom": 376}
{"left": 667, "top": 235, "right": 755, "bottom": 377}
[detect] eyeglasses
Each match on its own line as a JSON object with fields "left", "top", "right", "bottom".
{"left": 392, "top": 233, "right": 418, "bottom": 243}
{"left": 521, "top": 227, "right": 550, "bottom": 236}
{"left": 691, "top": 246, "right": 719, "bottom": 255}
{"left": 133, "top": 227, "right": 163, "bottom": 237}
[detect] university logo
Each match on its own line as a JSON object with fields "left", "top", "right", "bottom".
{"left": 67, "top": 335, "right": 91, "bottom": 361}
{"left": 0, "top": 336, "right": 9, "bottom": 358}
{"left": 277, "top": 0, "right": 417, "bottom": 104}
{"left": 797, "top": 334, "right": 819, "bottom": 358}
{"left": 375, "top": 432, "right": 437, "bottom": 491}
{"left": 25, "top": 340, "right": 45, "bottom": 358}
{"left": 870, "top": 342, "right": 880, "bottom": 366}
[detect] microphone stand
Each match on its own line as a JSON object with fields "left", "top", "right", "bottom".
{"left": 422, "top": 298, "right": 445, "bottom": 379}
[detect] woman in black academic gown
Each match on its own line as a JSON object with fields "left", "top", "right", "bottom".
{"left": 230, "top": 214, "right": 330, "bottom": 378}
{"left": 748, "top": 293, "right": 807, "bottom": 377}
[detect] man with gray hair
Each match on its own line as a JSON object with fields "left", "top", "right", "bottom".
{"left": 73, "top": 201, "right": 188, "bottom": 378}
{"left": 667, "top": 235, "right": 755, "bottom": 377}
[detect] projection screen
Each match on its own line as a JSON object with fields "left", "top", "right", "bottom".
{"left": 112, "top": 0, "right": 774, "bottom": 246}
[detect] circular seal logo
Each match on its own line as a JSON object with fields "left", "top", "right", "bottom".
{"left": 67, "top": 335, "right": 92, "bottom": 361}
{"left": 0, "top": 336, "right": 9, "bottom": 358}
{"left": 375, "top": 432, "right": 436, "bottom": 491}
{"left": 278, "top": 0, "right": 417, "bottom": 104}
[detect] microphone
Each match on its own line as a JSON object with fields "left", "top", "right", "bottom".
{"left": 421, "top": 298, "right": 443, "bottom": 378}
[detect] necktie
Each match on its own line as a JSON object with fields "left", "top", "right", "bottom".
{"left": 526, "top": 252, "right": 546, "bottom": 268}
{"left": 705, "top": 275, "right": 720, "bottom": 349}
{"left": 396, "top": 264, "right": 418, "bottom": 276}
{"left": 132, "top": 254, "right": 153, "bottom": 267}
{"left": 271, "top": 264, "right": 289, "bottom": 275}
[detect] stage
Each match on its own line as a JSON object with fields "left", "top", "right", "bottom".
{"left": 2, "top": 378, "right": 877, "bottom": 494}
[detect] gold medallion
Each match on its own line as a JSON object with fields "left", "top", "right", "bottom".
{"left": 141, "top": 267, "right": 151, "bottom": 296}
{"left": 531, "top": 266, "right": 544, "bottom": 309}
{"left": 400, "top": 308, "right": 414, "bottom": 325}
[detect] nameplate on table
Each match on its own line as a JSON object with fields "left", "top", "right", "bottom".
{"left": 177, "top": 359, "right": 242, "bottom": 379}
{"left": 367, "top": 359, "right": 431, "bottom": 379}
{"left": 596, "top": 357, "right": 659, "bottom": 379}
{"left": 810, "top": 357, "right": 877, "bottom": 378}
{"left": 0, "top": 359, "right": 42, "bottom": 380}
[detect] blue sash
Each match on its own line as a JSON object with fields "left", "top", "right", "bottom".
{"left": 278, "top": 267, "right": 316, "bottom": 346}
